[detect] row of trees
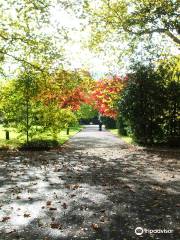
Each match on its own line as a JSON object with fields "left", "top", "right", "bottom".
{"left": 1, "top": 58, "right": 179, "bottom": 146}
{"left": 0, "top": 0, "right": 179, "bottom": 147}
{"left": 0, "top": 67, "right": 95, "bottom": 143}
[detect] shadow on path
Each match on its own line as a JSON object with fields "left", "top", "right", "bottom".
{"left": 0, "top": 125, "right": 179, "bottom": 239}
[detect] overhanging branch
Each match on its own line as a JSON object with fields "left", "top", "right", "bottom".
{"left": 165, "top": 30, "right": 180, "bottom": 45}
{"left": 0, "top": 50, "right": 45, "bottom": 72}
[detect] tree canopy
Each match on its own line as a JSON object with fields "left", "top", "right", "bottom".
{"left": 86, "top": 0, "right": 180, "bottom": 45}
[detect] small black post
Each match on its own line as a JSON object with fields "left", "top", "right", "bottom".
{"left": 67, "top": 127, "right": 70, "bottom": 135}
{"left": 6, "top": 130, "right": 9, "bottom": 140}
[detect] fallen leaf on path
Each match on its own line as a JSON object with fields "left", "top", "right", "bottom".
{"left": 50, "top": 223, "right": 62, "bottom": 229}
{"left": 46, "top": 201, "right": 51, "bottom": 206}
{"left": 152, "top": 202, "right": 160, "bottom": 207}
{"left": 72, "top": 184, "right": 79, "bottom": 190}
{"left": 91, "top": 223, "right": 100, "bottom": 230}
{"left": 70, "top": 194, "right": 76, "bottom": 198}
{"left": 1, "top": 216, "right": 10, "bottom": 222}
{"left": 49, "top": 207, "right": 57, "bottom": 211}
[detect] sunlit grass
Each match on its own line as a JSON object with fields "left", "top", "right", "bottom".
{"left": 0, "top": 124, "right": 82, "bottom": 149}
{"left": 109, "top": 129, "right": 134, "bottom": 144}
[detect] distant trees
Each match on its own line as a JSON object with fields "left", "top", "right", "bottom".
{"left": 90, "top": 75, "right": 126, "bottom": 119}
{"left": 76, "top": 104, "right": 98, "bottom": 123}
{"left": 0, "top": 58, "right": 179, "bottom": 147}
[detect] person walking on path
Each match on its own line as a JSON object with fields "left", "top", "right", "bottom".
{"left": 99, "top": 120, "right": 103, "bottom": 131}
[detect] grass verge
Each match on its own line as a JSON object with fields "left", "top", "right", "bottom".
{"left": 0, "top": 125, "right": 82, "bottom": 150}
{"left": 109, "top": 129, "right": 134, "bottom": 144}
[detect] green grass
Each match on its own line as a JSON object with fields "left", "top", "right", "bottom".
{"left": 0, "top": 124, "right": 82, "bottom": 149}
{"left": 109, "top": 129, "right": 134, "bottom": 144}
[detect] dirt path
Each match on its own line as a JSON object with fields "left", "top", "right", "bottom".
{"left": 0, "top": 125, "right": 179, "bottom": 239}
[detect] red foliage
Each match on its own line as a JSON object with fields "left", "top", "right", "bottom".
{"left": 36, "top": 74, "right": 127, "bottom": 118}
{"left": 89, "top": 75, "right": 126, "bottom": 119}
{"left": 59, "top": 87, "right": 87, "bottom": 111}
{"left": 37, "top": 87, "right": 87, "bottom": 111}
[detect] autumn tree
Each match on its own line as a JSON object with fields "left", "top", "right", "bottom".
{"left": 38, "top": 69, "right": 93, "bottom": 110}
{"left": 34, "top": 68, "right": 94, "bottom": 137}
{"left": 90, "top": 75, "right": 126, "bottom": 119}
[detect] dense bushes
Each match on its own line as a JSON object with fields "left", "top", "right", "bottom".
{"left": 116, "top": 115, "right": 129, "bottom": 136}
{"left": 118, "top": 59, "right": 180, "bottom": 146}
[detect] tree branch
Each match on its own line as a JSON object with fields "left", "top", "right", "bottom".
{"left": 123, "top": 27, "right": 180, "bottom": 45}
{"left": 165, "top": 30, "right": 180, "bottom": 45}
{"left": 0, "top": 50, "right": 45, "bottom": 72}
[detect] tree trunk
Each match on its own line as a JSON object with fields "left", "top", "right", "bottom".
{"left": 67, "top": 128, "right": 70, "bottom": 135}
{"left": 26, "top": 98, "right": 29, "bottom": 144}
{"left": 6, "top": 131, "right": 9, "bottom": 140}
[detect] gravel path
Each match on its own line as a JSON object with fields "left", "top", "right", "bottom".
{"left": 0, "top": 125, "right": 179, "bottom": 240}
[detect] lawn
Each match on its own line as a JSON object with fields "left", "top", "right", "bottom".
{"left": 0, "top": 124, "right": 82, "bottom": 149}
{"left": 109, "top": 129, "right": 134, "bottom": 144}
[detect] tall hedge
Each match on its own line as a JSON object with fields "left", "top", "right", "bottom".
{"left": 118, "top": 60, "right": 180, "bottom": 145}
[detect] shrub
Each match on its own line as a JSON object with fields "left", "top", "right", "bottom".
{"left": 19, "top": 139, "right": 59, "bottom": 151}
{"left": 116, "top": 115, "right": 129, "bottom": 136}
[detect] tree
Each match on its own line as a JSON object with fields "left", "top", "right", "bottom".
{"left": 157, "top": 56, "right": 180, "bottom": 140}
{"left": 34, "top": 68, "right": 93, "bottom": 138}
{"left": 0, "top": 68, "right": 43, "bottom": 143}
{"left": 41, "top": 105, "right": 78, "bottom": 139}
{"left": 118, "top": 59, "right": 180, "bottom": 145}
{"left": 90, "top": 75, "right": 126, "bottom": 119}
{"left": 0, "top": 67, "right": 82, "bottom": 142}
{"left": 0, "top": 0, "right": 66, "bottom": 77}
{"left": 86, "top": 0, "right": 180, "bottom": 45}
{"left": 38, "top": 69, "right": 93, "bottom": 111}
